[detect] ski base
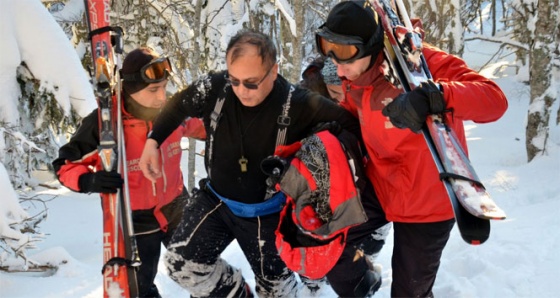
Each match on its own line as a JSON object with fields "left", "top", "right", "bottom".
{"left": 427, "top": 117, "right": 507, "bottom": 220}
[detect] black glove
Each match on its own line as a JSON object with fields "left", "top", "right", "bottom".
{"left": 382, "top": 80, "right": 445, "bottom": 132}
{"left": 261, "top": 156, "right": 289, "bottom": 188}
{"left": 78, "top": 171, "right": 123, "bottom": 194}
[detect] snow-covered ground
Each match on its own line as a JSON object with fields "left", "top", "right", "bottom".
{"left": 1, "top": 1, "right": 559, "bottom": 297}
{"left": 1, "top": 74, "right": 559, "bottom": 297}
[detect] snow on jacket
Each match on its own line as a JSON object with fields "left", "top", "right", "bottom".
{"left": 147, "top": 72, "right": 361, "bottom": 203}
{"left": 340, "top": 44, "right": 508, "bottom": 223}
{"left": 53, "top": 96, "right": 205, "bottom": 232}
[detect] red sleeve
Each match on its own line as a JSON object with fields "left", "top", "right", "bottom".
{"left": 182, "top": 117, "right": 206, "bottom": 140}
{"left": 423, "top": 44, "right": 508, "bottom": 123}
{"left": 56, "top": 151, "right": 98, "bottom": 192}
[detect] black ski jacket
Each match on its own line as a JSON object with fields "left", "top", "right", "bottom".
{"left": 149, "top": 72, "right": 361, "bottom": 203}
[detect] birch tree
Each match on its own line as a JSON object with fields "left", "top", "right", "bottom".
{"left": 406, "top": 0, "right": 466, "bottom": 55}
{"left": 511, "top": 0, "right": 560, "bottom": 161}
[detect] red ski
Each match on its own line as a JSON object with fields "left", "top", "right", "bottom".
{"left": 83, "top": 0, "right": 140, "bottom": 296}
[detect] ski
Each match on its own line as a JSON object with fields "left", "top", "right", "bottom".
{"left": 369, "top": 0, "right": 506, "bottom": 245}
{"left": 83, "top": 0, "right": 140, "bottom": 296}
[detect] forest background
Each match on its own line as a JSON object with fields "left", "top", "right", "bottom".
{"left": 0, "top": 0, "right": 558, "bottom": 284}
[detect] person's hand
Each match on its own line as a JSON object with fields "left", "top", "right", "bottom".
{"left": 261, "top": 156, "right": 289, "bottom": 187}
{"left": 382, "top": 80, "right": 445, "bottom": 132}
{"left": 78, "top": 171, "right": 123, "bottom": 193}
{"left": 139, "top": 138, "right": 162, "bottom": 183}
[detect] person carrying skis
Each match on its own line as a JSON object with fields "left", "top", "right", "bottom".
{"left": 137, "top": 29, "right": 382, "bottom": 297}
{"left": 52, "top": 47, "right": 205, "bottom": 298}
{"left": 316, "top": 1, "right": 508, "bottom": 297}
{"left": 299, "top": 54, "right": 393, "bottom": 280}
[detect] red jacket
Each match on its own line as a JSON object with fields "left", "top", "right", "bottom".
{"left": 55, "top": 99, "right": 206, "bottom": 231}
{"left": 340, "top": 44, "right": 508, "bottom": 223}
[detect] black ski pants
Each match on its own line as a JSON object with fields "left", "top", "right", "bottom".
{"left": 164, "top": 188, "right": 297, "bottom": 297}
{"left": 134, "top": 191, "right": 188, "bottom": 298}
{"left": 327, "top": 181, "right": 390, "bottom": 297}
{"left": 135, "top": 231, "right": 165, "bottom": 298}
{"left": 391, "top": 219, "right": 455, "bottom": 297}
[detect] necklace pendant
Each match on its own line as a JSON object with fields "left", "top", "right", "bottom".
{"left": 239, "top": 156, "right": 248, "bottom": 172}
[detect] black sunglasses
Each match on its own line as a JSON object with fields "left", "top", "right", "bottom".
{"left": 226, "top": 64, "right": 274, "bottom": 90}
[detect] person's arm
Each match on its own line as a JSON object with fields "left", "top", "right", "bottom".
{"left": 424, "top": 44, "right": 508, "bottom": 123}
{"left": 303, "top": 91, "right": 362, "bottom": 139}
{"left": 140, "top": 73, "right": 216, "bottom": 181}
{"left": 139, "top": 138, "right": 161, "bottom": 182}
{"left": 149, "top": 73, "right": 214, "bottom": 144}
{"left": 52, "top": 111, "right": 99, "bottom": 191}
{"left": 52, "top": 111, "right": 121, "bottom": 193}
{"left": 139, "top": 87, "right": 193, "bottom": 182}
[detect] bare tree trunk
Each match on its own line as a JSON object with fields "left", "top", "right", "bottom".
{"left": 525, "top": 0, "right": 558, "bottom": 162}
{"left": 287, "top": 0, "right": 304, "bottom": 82}
{"left": 407, "top": 0, "right": 464, "bottom": 55}
{"left": 491, "top": 0, "right": 496, "bottom": 36}
{"left": 185, "top": 0, "right": 205, "bottom": 192}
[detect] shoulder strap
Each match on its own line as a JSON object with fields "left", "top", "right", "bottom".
{"left": 207, "top": 96, "right": 225, "bottom": 179}
{"left": 275, "top": 84, "right": 294, "bottom": 148}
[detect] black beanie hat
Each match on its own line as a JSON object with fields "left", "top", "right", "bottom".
{"left": 324, "top": 1, "right": 378, "bottom": 43}
{"left": 319, "top": 0, "right": 384, "bottom": 60}
{"left": 121, "top": 47, "right": 159, "bottom": 94}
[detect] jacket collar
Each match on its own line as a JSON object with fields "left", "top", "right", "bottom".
{"left": 342, "top": 53, "right": 385, "bottom": 88}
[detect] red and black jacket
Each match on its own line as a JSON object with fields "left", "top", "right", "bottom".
{"left": 52, "top": 96, "right": 205, "bottom": 233}
{"left": 340, "top": 43, "right": 508, "bottom": 223}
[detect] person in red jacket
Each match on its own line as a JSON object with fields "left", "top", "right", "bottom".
{"left": 52, "top": 47, "right": 205, "bottom": 298}
{"left": 316, "top": 1, "right": 508, "bottom": 297}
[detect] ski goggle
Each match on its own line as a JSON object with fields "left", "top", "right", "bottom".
{"left": 316, "top": 27, "right": 369, "bottom": 64}
{"left": 122, "top": 57, "right": 172, "bottom": 83}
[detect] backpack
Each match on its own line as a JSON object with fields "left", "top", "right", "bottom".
{"left": 271, "top": 129, "right": 369, "bottom": 279}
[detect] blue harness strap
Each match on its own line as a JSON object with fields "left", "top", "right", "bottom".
{"left": 206, "top": 182, "right": 286, "bottom": 218}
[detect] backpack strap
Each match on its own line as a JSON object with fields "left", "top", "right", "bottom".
{"left": 207, "top": 96, "right": 225, "bottom": 179}
{"left": 275, "top": 84, "right": 294, "bottom": 148}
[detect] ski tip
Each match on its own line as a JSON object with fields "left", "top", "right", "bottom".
{"left": 457, "top": 216, "right": 490, "bottom": 245}
{"left": 483, "top": 213, "right": 507, "bottom": 220}
{"left": 468, "top": 239, "right": 484, "bottom": 246}
{"left": 462, "top": 236, "right": 489, "bottom": 245}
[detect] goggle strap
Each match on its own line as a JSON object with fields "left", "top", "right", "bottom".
{"left": 122, "top": 72, "right": 143, "bottom": 82}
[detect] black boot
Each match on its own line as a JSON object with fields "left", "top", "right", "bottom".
{"left": 353, "top": 269, "right": 382, "bottom": 297}
{"left": 235, "top": 282, "right": 254, "bottom": 298}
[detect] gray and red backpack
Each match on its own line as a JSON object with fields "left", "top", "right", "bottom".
{"left": 265, "top": 129, "right": 369, "bottom": 279}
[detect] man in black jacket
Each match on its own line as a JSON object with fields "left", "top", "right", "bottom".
{"left": 138, "top": 30, "right": 380, "bottom": 297}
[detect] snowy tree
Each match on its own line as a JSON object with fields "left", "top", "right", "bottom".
{"left": 510, "top": 0, "right": 560, "bottom": 161}
{"left": 0, "top": 0, "right": 95, "bottom": 266}
{"left": 405, "top": 0, "right": 465, "bottom": 55}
